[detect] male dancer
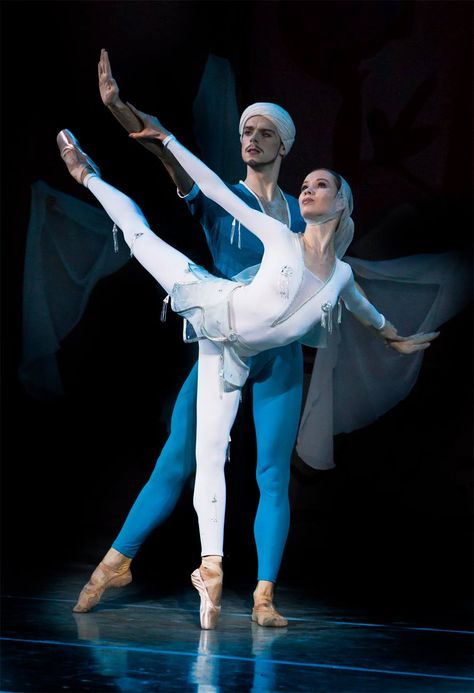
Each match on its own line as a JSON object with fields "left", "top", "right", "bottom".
{"left": 72, "top": 50, "right": 306, "bottom": 626}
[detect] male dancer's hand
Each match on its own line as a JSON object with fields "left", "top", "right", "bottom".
{"left": 98, "top": 48, "right": 120, "bottom": 107}
{"left": 98, "top": 49, "right": 165, "bottom": 158}
{"left": 97, "top": 50, "right": 193, "bottom": 193}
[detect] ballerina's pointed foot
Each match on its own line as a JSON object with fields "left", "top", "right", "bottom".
{"left": 72, "top": 554, "right": 132, "bottom": 613}
{"left": 56, "top": 129, "right": 101, "bottom": 185}
{"left": 252, "top": 600, "right": 288, "bottom": 628}
{"left": 191, "top": 567, "right": 222, "bottom": 630}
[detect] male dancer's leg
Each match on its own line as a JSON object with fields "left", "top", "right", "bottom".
{"left": 251, "top": 342, "right": 303, "bottom": 583}
{"left": 112, "top": 362, "right": 198, "bottom": 557}
{"left": 247, "top": 342, "right": 303, "bottom": 627}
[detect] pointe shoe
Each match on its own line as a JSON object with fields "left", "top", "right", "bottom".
{"left": 56, "top": 129, "right": 101, "bottom": 184}
{"left": 72, "top": 559, "right": 132, "bottom": 613}
{"left": 252, "top": 599, "right": 288, "bottom": 628}
{"left": 191, "top": 568, "right": 222, "bottom": 630}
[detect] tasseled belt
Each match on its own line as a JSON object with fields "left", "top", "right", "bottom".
{"left": 321, "top": 300, "right": 343, "bottom": 334}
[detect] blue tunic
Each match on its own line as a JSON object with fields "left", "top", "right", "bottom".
{"left": 184, "top": 182, "right": 305, "bottom": 278}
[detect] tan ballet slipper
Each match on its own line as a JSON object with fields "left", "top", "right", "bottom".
{"left": 72, "top": 549, "right": 132, "bottom": 613}
{"left": 252, "top": 582, "right": 288, "bottom": 627}
{"left": 251, "top": 599, "right": 288, "bottom": 627}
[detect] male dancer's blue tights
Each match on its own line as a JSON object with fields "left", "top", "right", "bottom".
{"left": 113, "top": 341, "right": 303, "bottom": 583}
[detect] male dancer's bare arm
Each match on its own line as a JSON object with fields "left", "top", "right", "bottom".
{"left": 98, "top": 49, "right": 193, "bottom": 195}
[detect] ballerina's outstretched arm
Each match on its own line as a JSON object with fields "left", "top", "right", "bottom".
{"left": 343, "top": 274, "right": 440, "bottom": 351}
{"left": 127, "top": 104, "right": 288, "bottom": 247}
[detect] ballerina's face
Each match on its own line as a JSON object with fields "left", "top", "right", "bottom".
{"left": 299, "top": 169, "right": 341, "bottom": 221}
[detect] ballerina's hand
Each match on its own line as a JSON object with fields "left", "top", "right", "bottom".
{"left": 126, "top": 103, "right": 171, "bottom": 142}
{"left": 386, "top": 331, "right": 440, "bottom": 354}
{"left": 98, "top": 49, "right": 120, "bottom": 107}
{"left": 377, "top": 320, "right": 403, "bottom": 342}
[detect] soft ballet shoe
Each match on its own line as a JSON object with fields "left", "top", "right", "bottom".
{"left": 56, "top": 129, "right": 101, "bottom": 185}
{"left": 72, "top": 560, "right": 132, "bottom": 613}
{"left": 252, "top": 600, "right": 288, "bottom": 628}
{"left": 191, "top": 568, "right": 222, "bottom": 630}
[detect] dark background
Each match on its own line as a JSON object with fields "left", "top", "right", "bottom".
{"left": 1, "top": 1, "right": 472, "bottom": 614}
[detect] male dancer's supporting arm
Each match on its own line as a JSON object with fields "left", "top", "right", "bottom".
{"left": 98, "top": 48, "right": 193, "bottom": 195}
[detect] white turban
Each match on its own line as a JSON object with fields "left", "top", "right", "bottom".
{"left": 239, "top": 102, "right": 296, "bottom": 155}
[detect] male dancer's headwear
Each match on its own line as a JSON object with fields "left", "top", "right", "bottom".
{"left": 239, "top": 102, "right": 296, "bottom": 155}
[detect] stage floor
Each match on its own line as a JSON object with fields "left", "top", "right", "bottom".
{"left": 1, "top": 565, "right": 473, "bottom": 692}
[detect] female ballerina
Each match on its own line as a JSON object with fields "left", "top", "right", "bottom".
{"left": 56, "top": 119, "right": 436, "bottom": 629}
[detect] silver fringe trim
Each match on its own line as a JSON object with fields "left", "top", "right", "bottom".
{"left": 160, "top": 295, "right": 170, "bottom": 323}
{"left": 321, "top": 301, "right": 333, "bottom": 333}
{"left": 230, "top": 218, "right": 241, "bottom": 249}
{"left": 279, "top": 266, "right": 294, "bottom": 299}
{"left": 218, "top": 353, "right": 224, "bottom": 399}
{"left": 112, "top": 224, "right": 119, "bottom": 254}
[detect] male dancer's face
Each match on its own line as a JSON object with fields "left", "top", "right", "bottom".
{"left": 240, "top": 115, "right": 285, "bottom": 169}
